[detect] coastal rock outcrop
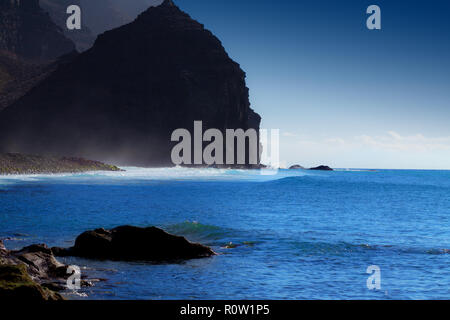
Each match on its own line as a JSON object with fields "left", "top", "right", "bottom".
{"left": 0, "top": 241, "right": 66, "bottom": 300}
{"left": 309, "top": 165, "right": 333, "bottom": 171}
{"left": 0, "top": 264, "right": 63, "bottom": 301}
{"left": 289, "top": 164, "right": 305, "bottom": 170}
{"left": 0, "top": 152, "right": 122, "bottom": 175}
{"left": 52, "top": 226, "right": 216, "bottom": 261}
{"left": 0, "top": 0, "right": 261, "bottom": 167}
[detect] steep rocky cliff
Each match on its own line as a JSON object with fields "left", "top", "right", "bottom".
{"left": 0, "top": 0, "right": 261, "bottom": 167}
{"left": 0, "top": 0, "right": 75, "bottom": 60}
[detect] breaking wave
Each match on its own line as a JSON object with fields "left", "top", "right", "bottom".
{"left": 0, "top": 167, "right": 310, "bottom": 185}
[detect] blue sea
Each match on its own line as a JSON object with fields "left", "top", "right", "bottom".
{"left": 0, "top": 168, "right": 449, "bottom": 300}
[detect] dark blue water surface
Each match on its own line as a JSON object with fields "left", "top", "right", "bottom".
{"left": 1, "top": 168, "right": 449, "bottom": 299}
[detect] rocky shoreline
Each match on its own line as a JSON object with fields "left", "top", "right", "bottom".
{"left": 0, "top": 226, "right": 215, "bottom": 300}
{"left": 0, "top": 241, "right": 67, "bottom": 300}
{"left": 0, "top": 153, "right": 122, "bottom": 175}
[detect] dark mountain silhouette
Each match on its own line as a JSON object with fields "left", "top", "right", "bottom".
{"left": 40, "top": 0, "right": 95, "bottom": 52}
{"left": 0, "top": 50, "right": 59, "bottom": 111}
{"left": 0, "top": 0, "right": 75, "bottom": 61}
{"left": 0, "top": 1, "right": 76, "bottom": 110}
{"left": 40, "top": 0, "right": 162, "bottom": 52}
{"left": 80, "top": 0, "right": 162, "bottom": 36}
{"left": 0, "top": 0, "right": 261, "bottom": 167}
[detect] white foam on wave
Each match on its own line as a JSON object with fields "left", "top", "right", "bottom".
{"left": 0, "top": 167, "right": 310, "bottom": 186}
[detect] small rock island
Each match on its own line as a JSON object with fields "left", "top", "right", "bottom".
{"left": 289, "top": 164, "right": 305, "bottom": 170}
{"left": 309, "top": 165, "right": 333, "bottom": 171}
{"left": 289, "top": 164, "right": 334, "bottom": 171}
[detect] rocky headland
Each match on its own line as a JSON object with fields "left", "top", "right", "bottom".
{"left": 0, "top": 0, "right": 261, "bottom": 167}
{"left": 0, "top": 152, "right": 121, "bottom": 175}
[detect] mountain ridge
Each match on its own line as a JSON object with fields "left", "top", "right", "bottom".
{"left": 0, "top": 0, "right": 261, "bottom": 167}
{"left": 0, "top": 0, "right": 75, "bottom": 61}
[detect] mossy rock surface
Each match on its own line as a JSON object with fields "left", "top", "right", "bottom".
{"left": 0, "top": 264, "right": 64, "bottom": 301}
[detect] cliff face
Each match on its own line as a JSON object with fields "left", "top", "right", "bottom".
{"left": 0, "top": 50, "right": 60, "bottom": 111}
{"left": 0, "top": 0, "right": 75, "bottom": 60}
{"left": 0, "top": 0, "right": 261, "bottom": 167}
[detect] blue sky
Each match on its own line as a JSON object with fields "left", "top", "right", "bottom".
{"left": 165, "top": 0, "right": 450, "bottom": 169}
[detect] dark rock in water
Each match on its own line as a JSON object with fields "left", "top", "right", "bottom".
{"left": 309, "top": 165, "right": 333, "bottom": 171}
{"left": 289, "top": 164, "right": 305, "bottom": 170}
{"left": 0, "top": 0, "right": 75, "bottom": 60}
{"left": 0, "top": 0, "right": 261, "bottom": 167}
{"left": 53, "top": 226, "right": 216, "bottom": 261}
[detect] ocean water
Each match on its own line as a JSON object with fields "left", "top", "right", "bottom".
{"left": 0, "top": 168, "right": 449, "bottom": 300}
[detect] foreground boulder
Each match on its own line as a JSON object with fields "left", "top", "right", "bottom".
{"left": 0, "top": 264, "right": 63, "bottom": 301}
{"left": 309, "top": 165, "right": 333, "bottom": 171}
{"left": 52, "top": 226, "right": 216, "bottom": 261}
{"left": 0, "top": 241, "right": 65, "bottom": 300}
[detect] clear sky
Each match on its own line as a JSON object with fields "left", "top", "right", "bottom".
{"left": 166, "top": 0, "right": 450, "bottom": 169}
